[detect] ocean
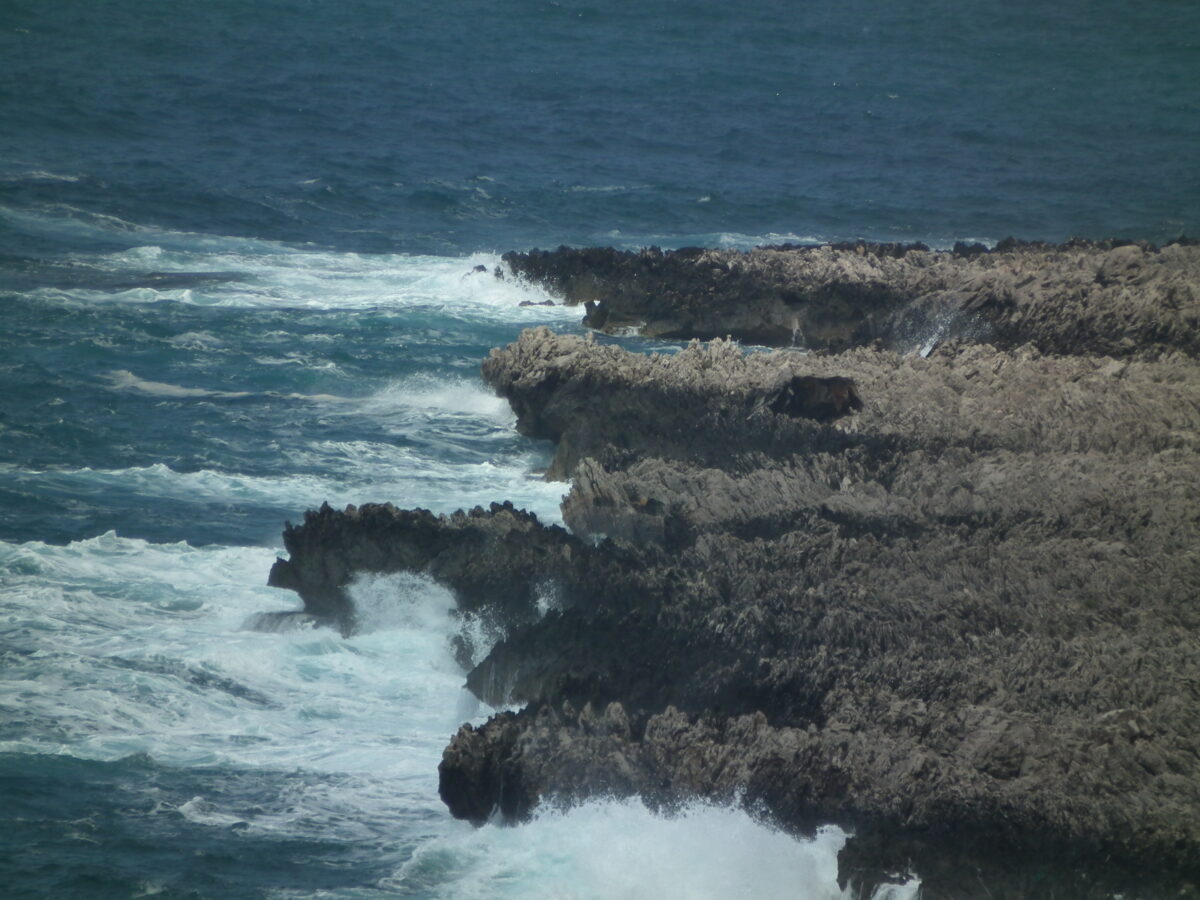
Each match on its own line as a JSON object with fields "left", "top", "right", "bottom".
{"left": 1, "top": 1, "right": 1195, "bottom": 896}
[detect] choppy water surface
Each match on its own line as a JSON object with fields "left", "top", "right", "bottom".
{"left": 0, "top": 231, "right": 923, "bottom": 897}
{"left": 3, "top": 0, "right": 1193, "bottom": 894}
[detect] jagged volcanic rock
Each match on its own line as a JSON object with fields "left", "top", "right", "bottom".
{"left": 481, "top": 326, "right": 1198, "bottom": 481}
{"left": 480, "top": 327, "right": 874, "bottom": 478}
{"left": 501, "top": 239, "right": 1200, "bottom": 358}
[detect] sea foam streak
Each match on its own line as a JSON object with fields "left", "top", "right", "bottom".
{"left": 603, "top": 228, "right": 998, "bottom": 253}
{"left": 12, "top": 405, "right": 566, "bottom": 529}
{"left": 3, "top": 205, "right": 576, "bottom": 315}
{"left": 36, "top": 454, "right": 564, "bottom": 522}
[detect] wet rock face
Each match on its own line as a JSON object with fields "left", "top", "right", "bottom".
{"left": 439, "top": 703, "right": 1193, "bottom": 898}
{"left": 502, "top": 240, "right": 1200, "bottom": 358}
{"left": 437, "top": 714, "right": 528, "bottom": 823}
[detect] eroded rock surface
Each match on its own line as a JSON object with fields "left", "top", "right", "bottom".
{"left": 502, "top": 239, "right": 1200, "bottom": 358}
{"left": 467, "top": 329, "right": 1200, "bottom": 896}
{"left": 268, "top": 248, "right": 1200, "bottom": 897}
{"left": 267, "top": 501, "right": 581, "bottom": 634}
{"left": 481, "top": 328, "right": 874, "bottom": 478}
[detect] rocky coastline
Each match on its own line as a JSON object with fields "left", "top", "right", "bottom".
{"left": 267, "top": 241, "right": 1200, "bottom": 898}
{"left": 501, "top": 238, "right": 1200, "bottom": 358}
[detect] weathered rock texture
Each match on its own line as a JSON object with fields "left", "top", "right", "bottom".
{"left": 268, "top": 247, "right": 1200, "bottom": 898}
{"left": 481, "top": 330, "right": 870, "bottom": 479}
{"left": 502, "top": 239, "right": 1200, "bottom": 358}
{"left": 267, "top": 501, "right": 580, "bottom": 635}
{"left": 475, "top": 330, "right": 1200, "bottom": 896}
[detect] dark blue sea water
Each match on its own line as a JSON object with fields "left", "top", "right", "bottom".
{"left": 1, "top": 1, "right": 1195, "bottom": 896}
{"left": 4, "top": 0, "right": 1197, "bottom": 259}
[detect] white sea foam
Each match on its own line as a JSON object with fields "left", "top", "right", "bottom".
{"left": 567, "top": 184, "right": 645, "bottom": 193}
{"left": 101, "top": 368, "right": 347, "bottom": 402}
{"left": 605, "top": 230, "right": 827, "bottom": 251}
{"left": 177, "top": 797, "right": 249, "bottom": 828}
{"left": 349, "top": 571, "right": 458, "bottom": 637}
{"left": 351, "top": 373, "right": 514, "bottom": 420}
{"left": 166, "top": 330, "right": 225, "bottom": 350}
{"left": 386, "top": 798, "right": 920, "bottom": 900}
{"left": 0, "top": 169, "right": 82, "bottom": 183}
{"left": 1, "top": 204, "right": 584, "bottom": 316}
{"left": 0, "top": 539, "right": 507, "bottom": 889}
{"left": 605, "top": 229, "right": 1000, "bottom": 253}
{"left": 16, "top": 452, "right": 566, "bottom": 526}
{"left": 0, "top": 534, "right": 914, "bottom": 899}
{"left": 0, "top": 535, "right": 477, "bottom": 788}
{"left": 102, "top": 369, "right": 255, "bottom": 399}
{"left": 37, "top": 247, "right": 577, "bottom": 316}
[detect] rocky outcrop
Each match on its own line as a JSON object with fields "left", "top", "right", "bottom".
{"left": 501, "top": 239, "right": 1200, "bottom": 358}
{"left": 267, "top": 501, "right": 581, "bottom": 634}
{"left": 441, "top": 698, "right": 1196, "bottom": 898}
{"left": 267, "top": 246, "right": 1200, "bottom": 897}
{"left": 448, "top": 328, "right": 1200, "bottom": 897}
{"left": 482, "top": 326, "right": 1198, "bottom": 481}
{"left": 481, "top": 328, "right": 874, "bottom": 478}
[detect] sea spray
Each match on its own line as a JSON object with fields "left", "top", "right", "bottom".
{"left": 0, "top": 224, "right": 919, "bottom": 896}
{"left": 386, "top": 798, "right": 920, "bottom": 900}
{"left": 0, "top": 539, "right": 471, "bottom": 774}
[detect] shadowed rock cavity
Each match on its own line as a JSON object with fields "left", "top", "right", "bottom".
{"left": 266, "top": 501, "right": 581, "bottom": 636}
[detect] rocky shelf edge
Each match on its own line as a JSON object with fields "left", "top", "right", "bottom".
{"left": 266, "top": 501, "right": 580, "bottom": 639}
{"left": 265, "top": 328, "right": 1200, "bottom": 894}
{"left": 500, "top": 239, "right": 1200, "bottom": 358}
{"left": 462, "top": 329, "right": 1200, "bottom": 898}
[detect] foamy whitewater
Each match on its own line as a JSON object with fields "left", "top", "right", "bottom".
{"left": 0, "top": 217, "right": 920, "bottom": 897}
{"left": 5, "top": 0, "right": 1194, "bottom": 893}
